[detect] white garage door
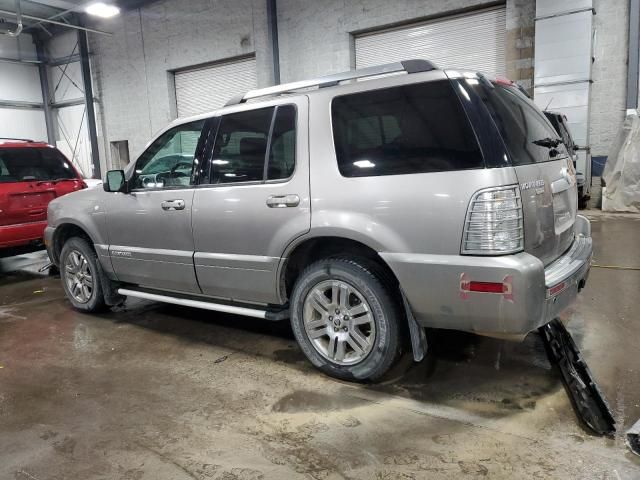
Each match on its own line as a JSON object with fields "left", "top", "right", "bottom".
{"left": 174, "top": 56, "right": 257, "bottom": 118}
{"left": 355, "top": 7, "right": 506, "bottom": 76}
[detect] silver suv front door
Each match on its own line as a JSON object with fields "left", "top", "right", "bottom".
{"left": 192, "top": 98, "right": 310, "bottom": 304}
{"left": 105, "top": 120, "right": 206, "bottom": 293}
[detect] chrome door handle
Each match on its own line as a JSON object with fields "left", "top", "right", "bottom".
{"left": 266, "top": 194, "right": 300, "bottom": 208}
{"left": 161, "top": 199, "right": 185, "bottom": 211}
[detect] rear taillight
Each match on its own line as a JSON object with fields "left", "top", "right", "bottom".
{"left": 462, "top": 186, "right": 524, "bottom": 255}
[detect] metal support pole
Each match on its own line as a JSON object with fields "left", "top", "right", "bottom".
{"left": 35, "top": 39, "right": 55, "bottom": 144}
{"left": 266, "top": 0, "right": 280, "bottom": 85}
{"left": 627, "top": 0, "right": 640, "bottom": 110}
{"left": 77, "top": 29, "right": 101, "bottom": 179}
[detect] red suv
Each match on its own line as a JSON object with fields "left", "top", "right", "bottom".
{"left": 0, "top": 139, "right": 86, "bottom": 255}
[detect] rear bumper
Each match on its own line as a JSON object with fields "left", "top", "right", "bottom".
{"left": 381, "top": 215, "right": 592, "bottom": 339}
{"left": 0, "top": 221, "right": 47, "bottom": 249}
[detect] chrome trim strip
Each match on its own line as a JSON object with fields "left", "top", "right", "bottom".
{"left": 544, "top": 235, "right": 592, "bottom": 287}
{"left": 117, "top": 288, "right": 267, "bottom": 319}
{"left": 195, "top": 252, "right": 276, "bottom": 263}
{"left": 193, "top": 252, "right": 279, "bottom": 270}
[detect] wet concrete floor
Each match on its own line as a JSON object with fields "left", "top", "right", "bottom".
{"left": 1, "top": 213, "right": 639, "bottom": 479}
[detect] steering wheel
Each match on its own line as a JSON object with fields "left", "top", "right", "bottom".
{"left": 170, "top": 161, "right": 192, "bottom": 176}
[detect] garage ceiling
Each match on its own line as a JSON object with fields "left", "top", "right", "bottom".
{"left": 0, "top": 0, "right": 160, "bottom": 34}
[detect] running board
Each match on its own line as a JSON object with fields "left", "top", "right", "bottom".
{"left": 117, "top": 288, "right": 289, "bottom": 321}
{"left": 540, "top": 319, "right": 616, "bottom": 436}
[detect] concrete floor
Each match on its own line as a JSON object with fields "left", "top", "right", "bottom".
{"left": 1, "top": 213, "right": 639, "bottom": 479}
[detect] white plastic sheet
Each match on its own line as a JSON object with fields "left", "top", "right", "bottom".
{"left": 602, "top": 113, "right": 640, "bottom": 212}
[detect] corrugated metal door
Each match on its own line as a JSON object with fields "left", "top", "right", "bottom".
{"left": 355, "top": 7, "right": 506, "bottom": 76}
{"left": 174, "top": 56, "right": 257, "bottom": 117}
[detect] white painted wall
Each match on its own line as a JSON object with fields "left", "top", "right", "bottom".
{"left": 0, "top": 34, "right": 47, "bottom": 141}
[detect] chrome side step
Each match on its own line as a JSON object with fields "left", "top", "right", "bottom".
{"left": 118, "top": 288, "right": 270, "bottom": 319}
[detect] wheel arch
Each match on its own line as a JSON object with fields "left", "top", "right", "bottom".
{"left": 279, "top": 234, "right": 429, "bottom": 362}
{"left": 50, "top": 221, "right": 96, "bottom": 265}
{"left": 279, "top": 235, "right": 400, "bottom": 302}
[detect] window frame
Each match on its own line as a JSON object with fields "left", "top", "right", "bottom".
{"left": 329, "top": 79, "right": 486, "bottom": 179}
{"left": 198, "top": 103, "right": 298, "bottom": 187}
{"left": 129, "top": 119, "right": 207, "bottom": 192}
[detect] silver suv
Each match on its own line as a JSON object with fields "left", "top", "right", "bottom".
{"left": 45, "top": 60, "right": 592, "bottom": 382}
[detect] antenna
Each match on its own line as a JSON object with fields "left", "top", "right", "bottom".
{"left": 545, "top": 97, "right": 554, "bottom": 111}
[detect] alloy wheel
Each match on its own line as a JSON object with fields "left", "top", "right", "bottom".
{"left": 64, "top": 250, "right": 93, "bottom": 304}
{"left": 302, "top": 279, "right": 376, "bottom": 365}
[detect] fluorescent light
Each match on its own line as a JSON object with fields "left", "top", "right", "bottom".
{"left": 211, "top": 159, "right": 229, "bottom": 165}
{"left": 85, "top": 2, "right": 120, "bottom": 18}
{"left": 353, "top": 160, "right": 375, "bottom": 168}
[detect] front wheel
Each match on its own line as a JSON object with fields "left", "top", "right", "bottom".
{"left": 290, "top": 257, "right": 403, "bottom": 382}
{"left": 60, "top": 237, "right": 107, "bottom": 312}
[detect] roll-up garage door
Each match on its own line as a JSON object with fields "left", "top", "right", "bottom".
{"left": 174, "top": 56, "right": 257, "bottom": 117}
{"left": 355, "top": 7, "right": 506, "bottom": 76}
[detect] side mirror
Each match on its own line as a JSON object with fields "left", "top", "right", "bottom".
{"left": 104, "top": 170, "right": 128, "bottom": 193}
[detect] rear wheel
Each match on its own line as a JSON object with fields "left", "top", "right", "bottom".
{"left": 290, "top": 257, "right": 402, "bottom": 382}
{"left": 60, "top": 237, "right": 107, "bottom": 312}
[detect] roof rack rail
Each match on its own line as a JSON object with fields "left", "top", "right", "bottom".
{"left": 225, "top": 59, "right": 437, "bottom": 106}
{"left": 0, "top": 137, "right": 34, "bottom": 142}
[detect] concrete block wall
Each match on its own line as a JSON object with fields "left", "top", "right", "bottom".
{"left": 84, "top": 0, "right": 629, "bottom": 170}
{"left": 87, "top": 0, "right": 271, "bottom": 167}
{"left": 590, "top": 0, "right": 630, "bottom": 158}
{"left": 277, "top": 0, "right": 534, "bottom": 90}
{"left": 505, "top": 0, "right": 535, "bottom": 92}
{"left": 86, "top": 0, "right": 536, "bottom": 169}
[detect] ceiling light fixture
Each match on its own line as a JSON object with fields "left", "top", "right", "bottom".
{"left": 85, "top": 2, "right": 120, "bottom": 18}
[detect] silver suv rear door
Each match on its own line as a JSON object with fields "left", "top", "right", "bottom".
{"left": 191, "top": 97, "right": 310, "bottom": 304}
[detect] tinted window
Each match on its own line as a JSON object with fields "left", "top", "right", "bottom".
{"left": 134, "top": 120, "right": 204, "bottom": 189}
{"left": 472, "top": 83, "right": 566, "bottom": 165}
{"left": 211, "top": 107, "right": 273, "bottom": 184}
{"left": 267, "top": 105, "right": 296, "bottom": 180}
{"left": 0, "top": 148, "right": 77, "bottom": 183}
{"left": 331, "top": 80, "right": 483, "bottom": 177}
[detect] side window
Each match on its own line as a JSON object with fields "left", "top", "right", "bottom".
{"left": 133, "top": 119, "right": 204, "bottom": 189}
{"left": 267, "top": 105, "right": 296, "bottom": 180}
{"left": 211, "top": 107, "right": 273, "bottom": 184}
{"left": 331, "top": 80, "right": 484, "bottom": 178}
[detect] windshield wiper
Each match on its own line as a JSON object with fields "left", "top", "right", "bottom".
{"left": 35, "top": 178, "right": 72, "bottom": 186}
{"left": 532, "top": 137, "right": 562, "bottom": 148}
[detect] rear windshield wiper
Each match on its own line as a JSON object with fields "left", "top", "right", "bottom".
{"left": 532, "top": 137, "right": 562, "bottom": 148}
{"left": 35, "top": 178, "right": 74, "bottom": 185}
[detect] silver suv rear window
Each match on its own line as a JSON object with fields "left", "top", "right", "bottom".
{"left": 469, "top": 83, "right": 568, "bottom": 165}
{"left": 331, "top": 80, "right": 483, "bottom": 177}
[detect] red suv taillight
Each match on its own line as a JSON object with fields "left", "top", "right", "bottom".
{"left": 461, "top": 186, "right": 524, "bottom": 255}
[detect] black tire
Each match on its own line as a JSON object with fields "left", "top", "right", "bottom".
{"left": 60, "top": 237, "right": 107, "bottom": 312}
{"left": 290, "top": 257, "right": 403, "bottom": 382}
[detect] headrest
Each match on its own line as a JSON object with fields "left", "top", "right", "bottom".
{"left": 240, "top": 137, "right": 267, "bottom": 156}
